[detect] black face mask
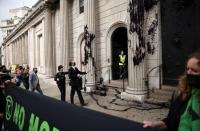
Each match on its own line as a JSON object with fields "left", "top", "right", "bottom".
{"left": 186, "top": 74, "right": 200, "bottom": 88}
{"left": 34, "top": 70, "right": 38, "bottom": 74}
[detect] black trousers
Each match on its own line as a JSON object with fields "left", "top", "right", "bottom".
{"left": 0, "top": 118, "right": 3, "bottom": 131}
{"left": 70, "top": 87, "right": 84, "bottom": 105}
{"left": 58, "top": 85, "right": 66, "bottom": 101}
{"left": 119, "top": 65, "right": 125, "bottom": 78}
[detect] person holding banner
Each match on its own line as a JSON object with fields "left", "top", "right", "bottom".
{"left": 68, "top": 61, "right": 87, "bottom": 106}
{"left": 0, "top": 68, "right": 11, "bottom": 130}
{"left": 0, "top": 86, "right": 4, "bottom": 130}
{"left": 54, "top": 65, "right": 68, "bottom": 101}
{"left": 29, "top": 67, "right": 43, "bottom": 94}
{"left": 143, "top": 51, "right": 200, "bottom": 131}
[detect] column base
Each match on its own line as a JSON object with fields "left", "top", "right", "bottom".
{"left": 121, "top": 87, "right": 148, "bottom": 102}
{"left": 85, "top": 82, "right": 96, "bottom": 92}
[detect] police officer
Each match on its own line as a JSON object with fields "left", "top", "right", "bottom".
{"left": 119, "top": 50, "right": 126, "bottom": 78}
{"left": 54, "top": 65, "right": 68, "bottom": 101}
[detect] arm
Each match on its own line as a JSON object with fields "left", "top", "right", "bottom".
{"left": 143, "top": 120, "right": 167, "bottom": 129}
{"left": 75, "top": 68, "right": 86, "bottom": 75}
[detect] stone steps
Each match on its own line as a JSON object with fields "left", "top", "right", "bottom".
{"left": 145, "top": 85, "right": 177, "bottom": 106}
{"left": 106, "top": 80, "right": 176, "bottom": 106}
{"left": 106, "top": 79, "right": 128, "bottom": 88}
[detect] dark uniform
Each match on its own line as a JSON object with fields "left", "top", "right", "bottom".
{"left": 54, "top": 65, "right": 68, "bottom": 101}
{"left": 68, "top": 66, "right": 86, "bottom": 106}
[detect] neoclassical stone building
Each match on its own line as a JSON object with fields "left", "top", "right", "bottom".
{"left": 2, "top": 0, "right": 200, "bottom": 101}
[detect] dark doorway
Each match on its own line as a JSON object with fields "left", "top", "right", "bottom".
{"left": 111, "top": 27, "right": 128, "bottom": 80}
{"left": 161, "top": 0, "right": 200, "bottom": 85}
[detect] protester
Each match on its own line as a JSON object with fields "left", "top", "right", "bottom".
{"left": 54, "top": 65, "right": 68, "bottom": 101}
{"left": 0, "top": 83, "right": 5, "bottom": 130}
{"left": 143, "top": 51, "right": 200, "bottom": 131}
{"left": 22, "top": 66, "right": 29, "bottom": 90}
{"left": 29, "top": 67, "right": 43, "bottom": 94}
{"left": 0, "top": 67, "right": 12, "bottom": 130}
{"left": 68, "top": 61, "right": 87, "bottom": 106}
{"left": 14, "top": 66, "right": 23, "bottom": 86}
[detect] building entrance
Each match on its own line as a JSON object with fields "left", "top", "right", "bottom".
{"left": 111, "top": 27, "right": 128, "bottom": 80}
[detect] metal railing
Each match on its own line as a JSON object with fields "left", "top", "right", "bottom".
{"left": 144, "top": 64, "right": 162, "bottom": 98}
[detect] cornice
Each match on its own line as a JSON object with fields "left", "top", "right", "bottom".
{"left": 3, "top": 0, "right": 46, "bottom": 44}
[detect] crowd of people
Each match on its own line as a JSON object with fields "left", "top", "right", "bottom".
{"left": 0, "top": 61, "right": 89, "bottom": 130}
{"left": 0, "top": 64, "right": 45, "bottom": 130}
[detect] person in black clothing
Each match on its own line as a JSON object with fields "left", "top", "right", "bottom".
{"left": 0, "top": 71, "right": 11, "bottom": 130}
{"left": 143, "top": 51, "right": 200, "bottom": 131}
{"left": 54, "top": 65, "right": 68, "bottom": 101}
{"left": 22, "top": 66, "right": 29, "bottom": 90}
{"left": 68, "top": 61, "right": 87, "bottom": 106}
{"left": 0, "top": 87, "right": 5, "bottom": 130}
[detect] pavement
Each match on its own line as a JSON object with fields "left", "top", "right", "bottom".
{"left": 37, "top": 74, "right": 169, "bottom": 123}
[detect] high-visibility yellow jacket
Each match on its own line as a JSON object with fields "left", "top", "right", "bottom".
{"left": 119, "top": 54, "right": 126, "bottom": 66}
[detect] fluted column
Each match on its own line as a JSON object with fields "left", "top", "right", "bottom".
{"left": 60, "top": 0, "right": 69, "bottom": 69}
{"left": 44, "top": 5, "right": 54, "bottom": 76}
{"left": 25, "top": 32, "right": 28, "bottom": 64}
{"left": 18, "top": 36, "right": 22, "bottom": 65}
{"left": 15, "top": 39, "right": 17, "bottom": 64}
{"left": 17, "top": 38, "right": 20, "bottom": 64}
{"left": 22, "top": 34, "right": 25, "bottom": 64}
{"left": 121, "top": 34, "right": 147, "bottom": 102}
{"left": 121, "top": 1, "right": 147, "bottom": 102}
{"left": 84, "top": 0, "right": 96, "bottom": 91}
{"left": 28, "top": 28, "right": 35, "bottom": 68}
{"left": 12, "top": 41, "right": 15, "bottom": 64}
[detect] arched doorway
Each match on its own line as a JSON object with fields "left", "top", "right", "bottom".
{"left": 111, "top": 27, "right": 128, "bottom": 80}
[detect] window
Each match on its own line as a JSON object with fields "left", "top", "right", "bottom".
{"left": 79, "top": 0, "right": 84, "bottom": 14}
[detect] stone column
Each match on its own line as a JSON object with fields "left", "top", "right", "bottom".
{"left": 44, "top": 5, "right": 54, "bottom": 77}
{"left": 12, "top": 41, "right": 15, "bottom": 64}
{"left": 17, "top": 38, "right": 20, "bottom": 64}
{"left": 28, "top": 28, "right": 35, "bottom": 68}
{"left": 20, "top": 36, "right": 23, "bottom": 65}
{"left": 60, "top": 0, "right": 69, "bottom": 69}
{"left": 21, "top": 36, "right": 23, "bottom": 64}
{"left": 15, "top": 40, "right": 17, "bottom": 64}
{"left": 15, "top": 39, "right": 18, "bottom": 64}
{"left": 121, "top": 34, "right": 147, "bottom": 102}
{"left": 25, "top": 32, "right": 28, "bottom": 64}
{"left": 22, "top": 34, "right": 25, "bottom": 64}
{"left": 121, "top": 1, "right": 147, "bottom": 102}
{"left": 84, "top": 0, "right": 96, "bottom": 92}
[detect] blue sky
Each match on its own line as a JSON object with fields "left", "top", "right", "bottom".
{"left": 0, "top": 0, "right": 38, "bottom": 20}
{"left": 0, "top": 0, "right": 38, "bottom": 44}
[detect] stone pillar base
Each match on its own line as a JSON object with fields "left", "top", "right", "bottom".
{"left": 121, "top": 87, "right": 148, "bottom": 102}
{"left": 85, "top": 82, "right": 95, "bottom": 92}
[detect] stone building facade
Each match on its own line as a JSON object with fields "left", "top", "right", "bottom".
{"left": 2, "top": 0, "right": 162, "bottom": 102}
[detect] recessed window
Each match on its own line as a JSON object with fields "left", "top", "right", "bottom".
{"left": 79, "top": 0, "right": 84, "bottom": 14}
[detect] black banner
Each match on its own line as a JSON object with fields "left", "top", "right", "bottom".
{"left": 4, "top": 86, "right": 160, "bottom": 131}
